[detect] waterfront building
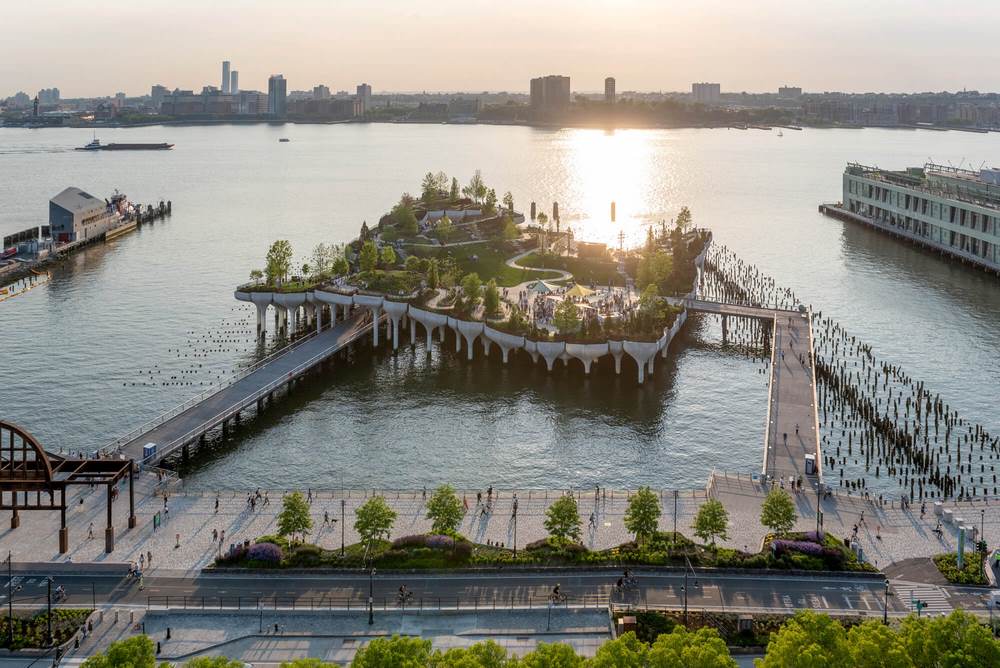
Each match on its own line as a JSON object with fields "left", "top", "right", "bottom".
{"left": 230, "top": 71, "right": 239, "bottom": 96}
{"left": 222, "top": 61, "right": 231, "bottom": 94}
{"left": 605, "top": 77, "right": 616, "bottom": 104}
{"left": 37, "top": 88, "right": 60, "bottom": 105}
{"left": 778, "top": 85, "right": 802, "bottom": 98}
{"left": 832, "top": 163, "right": 1000, "bottom": 272}
{"left": 356, "top": 83, "right": 372, "bottom": 114}
{"left": 268, "top": 75, "right": 287, "bottom": 116}
{"left": 48, "top": 188, "right": 123, "bottom": 244}
{"left": 150, "top": 85, "right": 168, "bottom": 111}
{"left": 691, "top": 82, "right": 721, "bottom": 105}
{"left": 529, "top": 75, "right": 571, "bottom": 109}
{"left": 313, "top": 85, "right": 331, "bottom": 100}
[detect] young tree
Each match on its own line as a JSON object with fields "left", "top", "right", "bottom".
{"left": 331, "top": 256, "right": 350, "bottom": 277}
{"left": 393, "top": 203, "right": 419, "bottom": 237}
{"left": 312, "top": 243, "right": 331, "bottom": 277}
{"left": 692, "top": 498, "right": 730, "bottom": 547}
{"left": 649, "top": 627, "right": 737, "bottom": 668}
{"left": 249, "top": 269, "right": 264, "bottom": 284}
{"left": 483, "top": 188, "right": 498, "bottom": 215}
{"left": 760, "top": 488, "right": 797, "bottom": 536}
{"left": 450, "top": 177, "right": 460, "bottom": 201}
{"left": 624, "top": 487, "right": 661, "bottom": 545}
{"left": 265, "top": 239, "right": 293, "bottom": 285}
{"left": 354, "top": 495, "right": 397, "bottom": 551}
{"left": 757, "top": 610, "right": 851, "bottom": 668}
{"left": 435, "top": 171, "right": 449, "bottom": 193}
{"left": 517, "top": 641, "right": 583, "bottom": 668}
{"left": 544, "top": 494, "right": 581, "bottom": 543}
{"left": 897, "top": 610, "right": 1000, "bottom": 668}
{"left": 421, "top": 172, "right": 438, "bottom": 203}
{"left": 277, "top": 491, "right": 313, "bottom": 543}
{"left": 502, "top": 191, "right": 514, "bottom": 213}
{"left": 380, "top": 246, "right": 397, "bottom": 268}
{"left": 435, "top": 216, "right": 455, "bottom": 243}
{"left": 432, "top": 640, "right": 509, "bottom": 668}
{"left": 588, "top": 632, "right": 647, "bottom": 667}
{"left": 463, "top": 170, "right": 487, "bottom": 203}
{"left": 351, "top": 635, "right": 433, "bottom": 668}
{"left": 404, "top": 255, "right": 421, "bottom": 272}
{"left": 461, "top": 272, "right": 483, "bottom": 305}
{"left": 425, "top": 484, "right": 464, "bottom": 534}
{"left": 675, "top": 206, "right": 693, "bottom": 233}
{"left": 501, "top": 215, "right": 519, "bottom": 241}
{"left": 81, "top": 636, "right": 156, "bottom": 668}
{"left": 427, "top": 258, "right": 440, "bottom": 289}
{"left": 553, "top": 299, "right": 581, "bottom": 334}
{"left": 301, "top": 262, "right": 311, "bottom": 278}
{"left": 359, "top": 240, "right": 378, "bottom": 273}
{"left": 483, "top": 279, "right": 501, "bottom": 318}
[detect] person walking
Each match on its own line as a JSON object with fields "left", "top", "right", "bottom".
{"left": 88, "top": 522, "right": 94, "bottom": 540}
{"left": 214, "top": 495, "right": 220, "bottom": 513}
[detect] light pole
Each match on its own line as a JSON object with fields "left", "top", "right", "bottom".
{"left": 46, "top": 577, "right": 54, "bottom": 646}
{"left": 981, "top": 509, "right": 986, "bottom": 581}
{"left": 816, "top": 483, "right": 823, "bottom": 535}
{"left": 341, "top": 499, "right": 346, "bottom": 557}
{"left": 513, "top": 502, "right": 518, "bottom": 558}
{"left": 682, "top": 572, "right": 688, "bottom": 626}
{"left": 368, "top": 567, "right": 376, "bottom": 625}
{"left": 883, "top": 579, "right": 890, "bottom": 625}
{"left": 672, "top": 491, "right": 678, "bottom": 546}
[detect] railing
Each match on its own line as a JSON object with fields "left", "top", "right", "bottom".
{"left": 675, "top": 297, "right": 803, "bottom": 316}
{"left": 164, "top": 487, "right": 707, "bottom": 502}
{"left": 146, "top": 593, "right": 611, "bottom": 612}
{"left": 136, "top": 316, "right": 377, "bottom": 464}
{"left": 101, "top": 313, "right": 364, "bottom": 455}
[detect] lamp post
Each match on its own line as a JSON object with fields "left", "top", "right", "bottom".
{"left": 672, "top": 491, "right": 678, "bottom": 546}
{"left": 513, "top": 503, "right": 518, "bottom": 558}
{"left": 883, "top": 578, "right": 890, "bottom": 625}
{"left": 816, "top": 483, "right": 823, "bottom": 535}
{"left": 682, "top": 572, "right": 688, "bottom": 626}
{"left": 981, "top": 509, "right": 986, "bottom": 581}
{"left": 46, "top": 577, "right": 54, "bottom": 646}
{"left": 368, "top": 567, "right": 376, "bottom": 625}
{"left": 341, "top": 499, "right": 346, "bottom": 557}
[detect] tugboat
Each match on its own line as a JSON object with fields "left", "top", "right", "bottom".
{"left": 76, "top": 137, "right": 173, "bottom": 151}
{"left": 278, "top": 138, "right": 291, "bottom": 143}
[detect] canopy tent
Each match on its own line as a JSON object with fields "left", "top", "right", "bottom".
{"left": 564, "top": 284, "right": 595, "bottom": 299}
{"left": 525, "top": 280, "right": 554, "bottom": 294}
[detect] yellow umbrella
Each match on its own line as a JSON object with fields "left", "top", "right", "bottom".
{"left": 564, "top": 284, "right": 595, "bottom": 299}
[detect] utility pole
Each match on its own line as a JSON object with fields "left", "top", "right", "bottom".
{"left": 341, "top": 499, "right": 346, "bottom": 557}
{"left": 6, "top": 551, "right": 13, "bottom": 647}
{"left": 513, "top": 503, "right": 518, "bottom": 558}
{"left": 368, "top": 567, "right": 376, "bottom": 625}
{"left": 672, "top": 491, "right": 678, "bottom": 546}
{"left": 883, "top": 578, "right": 890, "bottom": 625}
{"left": 46, "top": 577, "right": 53, "bottom": 646}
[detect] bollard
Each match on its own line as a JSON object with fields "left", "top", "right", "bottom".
{"left": 166, "top": 627, "right": 171, "bottom": 640}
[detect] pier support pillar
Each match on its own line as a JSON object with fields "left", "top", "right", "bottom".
{"left": 411, "top": 321, "right": 417, "bottom": 346}
{"left": 425, "top": 325, "right": 434, "bottom": 352}
{"left": 722, "top": 315, "right": 728, "bottom": 343}
{"left": 182, "top": 444, "right": 189, "bottom": 463}
{"left": 222, "top": 420, "right": 229, "bottom": 437}
{"left": 369, "top": 308, "right": 382, "bottom": 347}
{"left": 501, "top": 348, "right": 510, "bottom": 364}
{"left": 612, "top": 353, "right": 623, "bottom": 375}
{"left": 391, "top": 317, "right": 401, "bottom": 350}
{"left": 10, "top": 505, "right": 19, "bottom": 530}
{"left": 439, "top": 327, "right": 447, "bottom": 343}
{"left": 647, "top": 357, "right": 655, "bottom": 377}
{"left": 256, "top": 303, "right": 268, "bottom": 339}
{"left": 316, "top": 306, "right": 322, "bottom": 333}
{"left": 482, "top": 338, "right": 490, "bottom": 357}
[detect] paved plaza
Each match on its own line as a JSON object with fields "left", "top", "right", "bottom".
{"left": 0, "top": 470, "right": 996, "bottom": 577}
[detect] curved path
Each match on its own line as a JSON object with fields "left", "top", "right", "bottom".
{"left": 505, "top": 249, "right": 573, "bottom": 282}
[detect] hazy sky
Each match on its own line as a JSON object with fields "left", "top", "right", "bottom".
{"left": 3, "top": 0, "right": 999, "bottom": 97}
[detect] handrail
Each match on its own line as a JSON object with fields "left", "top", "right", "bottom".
{"left": 101, "top": 315, "right": 360, "bottom": 455}
{"left": 136, "top": 316, "right": 377, "bottom": 464}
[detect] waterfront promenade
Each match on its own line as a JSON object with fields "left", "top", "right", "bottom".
{"left": 111, "top": 313, "right": 375, "bottom": 464}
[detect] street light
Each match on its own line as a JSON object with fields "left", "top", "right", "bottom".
{"left": 682, "top": 572, "right": 688, "bottom": 626}
{"left": 883, "top": 578, "right": 890, "bottom": 625}
{"left": 46, "top": 577, "right": 55, "bottom": 646}
{"left": 981, "top": 509, "right": 986, "bottom": 581}
{"left": 368, "top": 567, "right": 376, "bottom": 625}
{"left": 672, "top": 491, "right": 679, "bottom": 546}
{"left": 341, "top": 499, "right": 346, "bottom": 557}
{"left": 6, "top": 551, "right": 21, "bottom": 648}
{"left": 513, "top": 502, "right": 518, "bottom": 558}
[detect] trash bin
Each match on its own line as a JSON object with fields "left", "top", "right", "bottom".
{"left": 804, "top": 454, "right": 816, "bottom": 476}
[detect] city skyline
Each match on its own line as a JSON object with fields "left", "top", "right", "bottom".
{"left": 2, "top": 1, "right": 999, "bottom": 97}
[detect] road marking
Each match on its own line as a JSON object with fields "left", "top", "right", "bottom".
{"left": 843, "top": 595, "right": 854, "bottom": 609}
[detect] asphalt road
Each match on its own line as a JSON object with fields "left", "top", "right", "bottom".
{"left": 1, "top": 569, "right": 906, "bottom": 616}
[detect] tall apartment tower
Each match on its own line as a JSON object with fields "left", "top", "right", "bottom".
{"left": 529, "top": 75, "right": 571, "bottom": 109}
{"left": 230, "top": 71, "right": 239, "bottom": 95}
{"left": 222, "top": 61, "right": 231, "bottom": 94}
{"left": 268, "top": 74, "right": 287, "bottom": 116}
{"left": 605, "top": 77, "right": 616, "bottom": 104}
{"left": 356, "top": 83, "right": 372, "bottom": 114}
{"left": 691, "top": 82, "right": 721, "bottom": 104}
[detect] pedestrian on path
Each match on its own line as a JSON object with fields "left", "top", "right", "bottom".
{"left": 214, "top": 495, "right": 220, "bottom": 513}
{"left": 147, "top": 551, "right": 153, "bottom": 568}
{"left": 463, "top": 495, "right": 469, "bottom": 512}
{"left": 88, "top": 522, "right": 94, "bottom": 539}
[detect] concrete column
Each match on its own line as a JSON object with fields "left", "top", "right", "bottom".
{"left": 369, "top": 308, "right": 381, "bottom": 346}
{"left": 647, "top": 356, "right": 655, "bottom": 377}
{"left": 482, "top": 338, "right": 490, "bottom": 357}
{"left": 391, "top": 317, "right": 401, "bottom": 349}
{"left": 104, "top": 484, "right": 115, "bottom": 553}
{"left": 316, "top": 305, "right": 322, "bottom": 333}
{"left": 256, "top": 303, "right": 268, "bottom": 338}
{"left": 411, "top": 320, "right": 417, "bottom": 346}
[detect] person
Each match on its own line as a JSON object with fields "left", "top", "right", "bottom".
{"left": 55, "top": 585, "right": 65, "bottom": 599}
{"left": 920, "top": 502, "right": 926, "bottom": 518}
{"left": 88, "top": 522, "right": 94, "bottom": 540}
{"left": 324, "top": 511, "right": 330, "bottom": 525}
{"left": 551, "top": 584, "right": 562, "bottom": 602}
{"left": 615, "top": 577, "right": 624, "bottom": 592}
{"left": 215, "top": 495, "right": 220, "bottom": 513}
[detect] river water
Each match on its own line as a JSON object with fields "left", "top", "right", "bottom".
{"left": 1, "top": 124, "right": 998, "bottom": 491}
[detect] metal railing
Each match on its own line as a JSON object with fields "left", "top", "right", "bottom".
{"left": 145, "top": 593, "right": 611, "bottom": 612}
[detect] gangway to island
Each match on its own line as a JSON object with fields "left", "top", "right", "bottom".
{"left": 105, "top": 312, "right": 378, "bottom": 466}
{"left": 667, "top": 298, "right": 822, "bottom": 487}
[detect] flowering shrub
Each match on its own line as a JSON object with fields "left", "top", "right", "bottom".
{"left": 771, "top": 540, "right": 825, "bottom": 556}
{"left": 248, "top": 542, "right": 283, "bottom": 563}
{"left": 392, "top": 535, "right": 427, "bottom": 549}
{"left": 801, "top": 531, "right": 826, "bottom": 544}
{"left": 425, "top": 535, "right": 456, "bottom": 550}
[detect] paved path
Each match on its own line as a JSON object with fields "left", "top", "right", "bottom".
{"left": 505, "top": 249, "right": 573, "bottom": 282}
{"left": 114, "top": 314, "right": 374, "bottom": 465}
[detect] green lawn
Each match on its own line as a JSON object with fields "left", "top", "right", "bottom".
{"left": 517, "top": 252, "right": 625, "bottom": 286}
{"left": 406, "top": 243, "right": 562, "bottom": 287}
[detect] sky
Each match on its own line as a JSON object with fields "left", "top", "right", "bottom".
{"left": 3, "top": 0, "right": 1000, "bottom": 98}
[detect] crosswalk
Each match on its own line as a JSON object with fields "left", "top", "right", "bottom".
{"left": 893, "top": 583, "right": 952, "bottom": 615}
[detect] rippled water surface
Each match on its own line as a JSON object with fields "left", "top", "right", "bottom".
{"left": 2, "top": 125, "right": 998, "bottom": 490}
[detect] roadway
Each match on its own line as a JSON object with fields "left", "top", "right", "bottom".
{"left": 116, "top": 313, "right": 373, "bottom": 464}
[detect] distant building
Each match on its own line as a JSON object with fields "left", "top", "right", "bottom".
{"left": 222, "top": 61, "right": 231, "bottom": 94}
{"left": 691, "top": 83, "right": 721, "bottom": 104}
{"left": 37, "top": 88, "right": 60, "bottom": 105}
{"left": 268, "top": 75, "right": 287, "bottom": 116}
{"left": 150, "top": 85, "right": 169, "bottom": 111}
{"left": 238, "top": 91, "right": 268, "bottom": 115}
{"left": 113, "top": 92, "right": 127, "bottom": 109}
{"left": 160, "top": 89, "right": 240, "bottom": 116}
{"left": 529, "top": 75, "right": 571, "bottom": 109}
{"left": 313, "top": 85, "right": 331, "bottom": 100}
{"left": 604, "top": 77, "right": 616, "bottom": 104}
{"left": 230, "top": 71, "right": 239, "bottom": 95}
{"left": 48, "top": 187, "right": 121, "bottom": 244}
{"left": 356, "top": 83, "right": 372, "bottom": 114}
{"left": 778, "top": 86, "right": 802, "bottom": 98}
{"left": 11, "top": 92, "right": 32, "bottom": 108}
{"left": 447, "top": 97, "right": 482, "bottom": 118}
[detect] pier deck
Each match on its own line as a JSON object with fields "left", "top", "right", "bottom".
{"left": 112, "top": 313, "right": 374, "bottom": 465}
{"left": 672, "top": 298, "right": 821, "bottom": 486}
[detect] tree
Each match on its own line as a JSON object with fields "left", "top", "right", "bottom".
{"left": 277, "top": 491, "right": 312, "bottom": 543}
{"left": 426, "top": 484, "right": 464, "bottom": 534}
{"left": 432, "top": 640, "right": 509, "bottom": 668}
{"left": 312, "top": 243, "right": 331, "bottom": 277}
{"left": 637, "top": 250, "right": 672, "bottom": 292}
{"left": 265, "top": 239, "right": 293, "bottom": 285}
{"left": 897, "top": 610, "right": 1000, "bottom": 668}
{"left": 501, "top": 215, "right": 519, "bottom": 241}
{"left": 675, "top": 206, "right": 693, "bottom": 233}
{"left": 185, "top": 658, "right": 246, "bottom": 668}
{"left": 518, "top": 642, "right": 582, "bottom": 668}
{"left": 359, "top": 240, "right": 378, "bottom": 273}
{"left": 393, "top": 203, "right": 419, "bottom": 237}
{"left": 692, "top": 498, "right": 729, "bottom": 547}
{"left": 450, "top": 177, "right": 460, "bottom": 201}
{"left": 435, "top": 171, "right": 449, "bottom": 193}
{"left": 436, "top": 216, "right": 455, "bottom": 243}
{"left": 81, "top": 635, "right": 156, "bottom": 668}
{"left": 380, "top": 246, "right": 397, "bottom": 267}
{"left": 354, "top": 495, "right": 397, "bottom": 550}
{"left": 502, "top": 191, "right": 514, "bottom": 213}
{"left": 279, "top": 660, "right": 337, "bottom": 668}
{"left": 760, "top": 488, "right": 797, "bottom": 536}
{"left": 483, "top": 279, "right": 501, "bottom": 318}
{"left": 846, "top": 621, "right": 914, "bottom": 668}
{"left": 553, "top": 299, "right": 580, "bottom": 334}
{"left": 301, "top": 262, "right": 311, "bottom": 278}
{"left": 624, "top": 487, "right": 661, "bottom": 545}
{"left": 484, "top": 188, "right": 498, "bottom": 215}
{"left": 463, "top": 170, "right": 487, "bottom": 203}
{"left": 427, "top": 259, "right": 440, "bottom": 289}
{"left": 404, "top": 255, "right": 422, "bottom": 272}
{"left": 351, "top": 635, "right": 433, "bottom": 667}
{"left": 331, "top": 256, "right": 350, "bottom": 276}
{"left": 249, "top": 269, "right": 264, "bottom": 284}
{"left": 461, "top": 272, "right": 483, "bottom": 305}
{"left": 648, "top": 627, "right": 737, "bottom": 668}
{"left": 421, "top": 172, "right": 438, "bottom": 202}
{"left": 544, "top": 494, "right": 581, "bottom": 543}
{"left": 588, "top": 631, "right": 647, "bottom": 667}
{"left": 757, "top": 610, "right": 851, "bottom": 668}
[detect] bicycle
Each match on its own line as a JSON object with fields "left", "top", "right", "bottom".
{"left": 396, "top": 590, "right": 414, "bottom": 606}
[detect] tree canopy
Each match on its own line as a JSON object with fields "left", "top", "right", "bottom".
{"left": 359, "top": 240, "right": 378, "bottom": 273}
{"left": 544, "top": 494, "right": 581, "bottom": 543}
{"left": 277, "top": 491, "right": 313, "bottom": 542}
{"left": 354, "top": 495, "right": 397, "bottom": 550}
{"left": 553, "top": 300, "right": 581, "bottom": 334}
{"left": 692, "top": 498, "right": 730, "bottom": 546}
{"left": 81, "top": 636, "right": 156, "bottom": 668}
{"left": 425, "top": 484, "right": 464, "bottom": 534}
{"left": 624, "top": 487, "right": 661, "bottom": 545}
{"left": 265, "top": 239, "right": 293, "bottom": 285}
{"left": 760, "top": 488, "right": 797, "bottom": 536}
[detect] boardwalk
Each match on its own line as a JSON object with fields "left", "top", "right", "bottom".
{"left": 673, "top": 299, "right": 821, "bottom": 486}
{"left": 111, "top": 313, "right": 375, "bottom": 465}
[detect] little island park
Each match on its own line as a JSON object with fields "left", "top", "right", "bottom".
{"left": 236, "top": 170, "right": 711, "bottom": 382}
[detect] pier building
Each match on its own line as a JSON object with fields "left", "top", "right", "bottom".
{"left": 49, "top": 187, "right": 126, "bottom": 243}
{"left": 824, "top": 163, "right": 1000, "bottom": 273}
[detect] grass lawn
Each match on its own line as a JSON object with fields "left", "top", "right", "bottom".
{"left": 517, "top": 252, "right": 625, "bottom": 286}
{"left": 406, "top": 243, "right": 561, "bottom": 287}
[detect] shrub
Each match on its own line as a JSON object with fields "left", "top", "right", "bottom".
{"left": 392, "top": 535, "right": 427, "bottom": 549}
{"left": 248, "top": 542, "right": 283, "bottom": 563}
{"left": 634, "top": 611, "right": 677, "bottom": 644}
{"left": 771, "top": 540, "right": 825, "bottom": 556}
{"left": 933, "top": 553, "right": 987, "bottom": 585}
{"left": 425, "top": 534, "right": 457, "bottom": 550}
